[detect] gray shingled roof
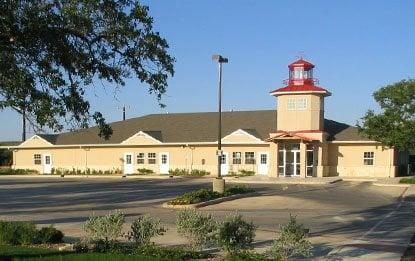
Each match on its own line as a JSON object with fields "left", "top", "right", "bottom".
{"left": 34, "top": 110, "right": 370, "bottom": 145}
{"left": 0, "top": 141, "right": 21, "bottom": 147}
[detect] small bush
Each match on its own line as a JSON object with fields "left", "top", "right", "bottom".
{"left": 34, "top": 226, "right": 64, "bottom": 244}
{"left": 0, "top": 168, "right": 38, "bottom": 175}
{"left": 400, "top": 176, "right": 415, "bottom": 184}
{"left": 224, "top": 185, "right": 255, "bottom": 196}
{"left": 134, "top": 244, "right": 211, "bottom": 260}
{"left": 169, "top": 168, "right": 210, "bottom": 177}
{"left": 176, "top": 209, "right": 218, "bottom": 249}
{"left": 269, "top": 214, "right": 312, "bottom": 260}
{"left": 169, "top": 188, "right": 221, "bottom": 205}
{"left": 0, "top": 221, "right": 37, "bottom": 245}
{"left": 137, "top": 168, "right": 154, "bottom": 175}
{"left": 128, "top": 215, "right": 165, "bottom": 246}
{"left": 83, "top": 210, "right": 125, "bottom": 246}
{"left": 228, "top": 170, "right": 255, "bottom": 177}
{"left": 169, "top": 186, "right": 254, "bottom": 205}
{"left": 227, "top": 250, "right": 268, "bottom": 261}
{"left": 217, "top": 213, "right": 256, "bottom": 254}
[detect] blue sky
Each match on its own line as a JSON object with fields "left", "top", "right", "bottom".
{"left": 1, "top": 0, "right": 415, "bottom": 141}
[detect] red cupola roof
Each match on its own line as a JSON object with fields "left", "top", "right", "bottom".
{"left": 288, "top": 58, "right": 315, "bottom": 69}
{"left": 270, "top": 58, "right": 331, "bottom": 96}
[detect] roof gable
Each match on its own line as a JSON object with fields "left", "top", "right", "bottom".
{"left": 121, "top": 131, "right": 162, "bottom": 145}
{"left": 19, "top": 135, "right": 54, "bottom": 147}
{"left": 222, "top": 129, "right": 264, "bottom": 143}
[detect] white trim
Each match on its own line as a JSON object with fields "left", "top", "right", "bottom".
{"left": 220, "top": 129, "right": 264, "bottom": 143}
{"left": 327, "top": 141, "right": 380, "bottom": 144}
{"left": 120, "top": 131, "right": 162, "bottom": 144}
{"left": 270, "top": 90, "right": 330, "bottom": 96}
{"left": 19, "top": 135, "right": 54, "bottom": 147}
{"left": 3, "top": 141, "right": 269, "bottom": 149}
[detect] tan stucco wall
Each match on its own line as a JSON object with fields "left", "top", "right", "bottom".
{"left": 12, "top": 140, "right": 396, "bottom": 178}
{"left": 327, "top": 143, "right": 395, "bottom": 177}
{"left": 277, "top": 94, "right": 324, "bottom": 131}
{"left": 13, "top": 144, "right": 270, "bottom": 175}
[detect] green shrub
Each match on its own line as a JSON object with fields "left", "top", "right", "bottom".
{"left": 134, "top": 244, "right": 211, "bottom": 260}
{"left": 227, "top": 250, "right": 268, "bottom": 261}
{"left": 0, "top": 220, "right": 37, "bottom": 245}
{"left": 169, "top": 168, "right": 189, "bottom": 176}
{"left": 217, "top": 213, "right": 256, "bottom": 254}
{"left": 34, "top": 226, "right": 64, "bottom": 244}
{"left": 268, "top": 214, "right": 312, "bottom": 260}
{"left": 128, "top": 215, "right": 165, "bottom": 246}
{"left": 169, "top": 188, "right": 221, "bottom": 205}
{"left": 228, "top": 170, "right": 255, "bottom": 177}
{"left": 83, "top": 210, "right": 125, "bottom": 246}
{"left": 176, "top": 209, "right": 218, "bottom": 249}
{"left": 0, "top": 168, "right": 38, "bottom": 175}
{"left": 400, "top": 176, "right": 415, "bottom": 184}
{"left": 168, "top": 168, "right": 210, "bottom": 176}
{"left": 224, "top": 185, "right": 255, "bottom": 196}
{"left": 169, "top": 186, "right": 254, "bottom": 205}
{"left": 137, "top": 168, "right": 154, "bottom": 175}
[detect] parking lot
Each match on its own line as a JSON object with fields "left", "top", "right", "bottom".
{"left": 0, "top": 176, "right": 414, "bottom": 259}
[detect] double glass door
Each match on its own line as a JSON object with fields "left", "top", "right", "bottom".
{"left": 278, "top": 144, "right": 300, "bottom": 177}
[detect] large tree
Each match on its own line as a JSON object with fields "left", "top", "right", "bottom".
{"left": 0, "top": 0, "right": 174, "bottom": 139}
{"left": 358, "top": 79, "right": 415, "bottom": 153}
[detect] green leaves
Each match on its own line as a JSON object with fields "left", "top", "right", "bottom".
{"left": 0, "top": 0, "right": 174, "bottom": 139}
{"left": 358, "top": 79, "right": 415, "bottom": 153}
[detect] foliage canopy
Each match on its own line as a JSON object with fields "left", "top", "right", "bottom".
{"left": 0, "top": 0, "right": 174, "bottom": 138}
{"left": 358, "top": 79, "right": 415, "bottom": 153}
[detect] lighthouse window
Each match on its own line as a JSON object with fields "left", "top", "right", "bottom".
{"left": 287, "top": 98, "right": 296, "bottom": 110}
{"left": 293, "top": 67, "right": 303, "bottom": 79}
{"left": 297, "top": 98, "right": 307, "bottom": 110}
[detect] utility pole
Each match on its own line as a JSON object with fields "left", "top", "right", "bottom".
{"left": 118, "top": 105, "right": 130, "bottom": 121}
{"left": 212, "top": 54, "right": 228, "bottom": 193}
{"left": 22, "top": 107, "right": 26, "bottom": 141}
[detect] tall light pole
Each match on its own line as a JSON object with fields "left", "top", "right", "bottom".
{"left": 212, "top": 54, "right": 228, "bottom": 193}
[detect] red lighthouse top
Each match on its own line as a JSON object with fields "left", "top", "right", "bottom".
{"left": 270, "top": 58, "right": 331, "bottom": 96}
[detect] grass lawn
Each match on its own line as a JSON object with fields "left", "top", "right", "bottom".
{"left": 0, "top": 245, "right": 164, "bottom": 261}
{"left": 399, "top": 176, "right": 415, "bottom": 184}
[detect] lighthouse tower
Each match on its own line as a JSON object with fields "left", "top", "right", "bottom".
{"left": 270, "top": 58, "right": 331, "bottom": 140}
{"left": 268, "top": 58, "right": 331, "bottom": 178}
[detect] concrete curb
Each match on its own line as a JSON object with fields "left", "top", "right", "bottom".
{"left": 224, "top": 178, "right": 342, "bottom": 185}
{"left": 342, "top": 178, "right": 378, "bottom": 182}
{"left": 0, "top": 174, "right": 181, "bottom": 180}
{"left": 372, "top": 183, "right": 412, "bottom": 188}
{"left": 161, "top": 192, "right": 258, "bottom": 209}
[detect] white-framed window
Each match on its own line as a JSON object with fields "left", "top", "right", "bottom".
{"left": 161, "top": 154, "right": 168, "bottom": 164}
{"left": 287, "top": 98, "right": 296, "bottom": 110}
{"left": 148, "top": 153, "right": 156, "bottom": 164}
{"left": 34, "top": 154, "right": 42, "bottom": 165}
{"left": 232, "top": 152, "right": 242, "bottom": 164}
{"left": 296, "top": 98, "right": 307, "bottom": 110}
{"left": 125, "top": 154, "right": 132, "bottom": 164}
{"left": 363, "top": 152, "right": 374, "bottom": 165}
{"left": 260, "top": 153, "right": 267, "bottom": 164}
{"left": 220, "top": 154, "right": 226, "bottom": 164}
{"left": 137, "top": 153, "right": 145, "bottom": 164}
{"left": 245, "top": 152, "right": 255, "bottom": 164}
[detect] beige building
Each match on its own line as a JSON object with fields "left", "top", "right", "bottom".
{"left": 1, "top": 59, "right": 407, "bottom": 178}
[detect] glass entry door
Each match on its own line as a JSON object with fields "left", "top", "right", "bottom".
{"left": 278, "top": 144, "right": 300, "bottom": 177}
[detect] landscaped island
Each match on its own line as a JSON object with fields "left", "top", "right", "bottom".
{"left": 168, "top": 185, "right": 255, "bottom": 205}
